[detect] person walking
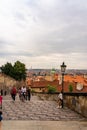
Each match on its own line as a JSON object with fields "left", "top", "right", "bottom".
{"left": 57, "top": 92, "right": 63, "bottom": 108}
{"left": 0, "top": 111, "right": 3, "bottom": 130}
{"left": 26, "top": 87, "right": 31, "bottom": 101}
{"left": 18, "top": 87, "right": 22, "bottom": 101}
{"left": 21, "top": 86, "right": 26, "bottom": 101}
{"left": 0, "top": 90, "right": 3, "bottom": 96}
{"left": 0, "top": 95, "right": 2, "bottom": 109}
{"left": 11, "top": 86, "right": 17, "bottom": 102}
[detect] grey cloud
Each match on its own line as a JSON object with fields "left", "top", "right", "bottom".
{"left": 0, "top": 38, "right": 15, "bottom": 44}
{"left": 0, "top": 0, "right": 87, "bottom": 69}
{"left": 0, "top": 39, "right": 8, "bottom": 45}
{"left": 0, "top": 39, "right": 13, "bottom": 48}
{"left": 14, "top": 12, "right": 26, "bottom": 21}
{"left": 0, "top": 51, "right": 34, "bottom": 57}
{"left": 33, "top": 23, "right": 87, "bottom": 55}
{"left": 26, "top": 0, "right": 37, "bottom": 7}
{"left": 34, "top": 0, "right": 87, "bottom": 26}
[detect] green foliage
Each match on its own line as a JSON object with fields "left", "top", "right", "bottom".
{"left": 0, "top": 62, "right": 13, "bottom": 76}
{"left": 13, "top": 61, "right": 26, "bottom": 81}
{"left": 0, "top": 61, "right": 26, "bottom": 81}
{"left": 69, "top": 84, "right": 73, "bottom": 92}
{"left": 47, "top": 85, "right": 56, "bottom": 93}
{"left": 31, "top": 89, "right": 36, "bottom": 93}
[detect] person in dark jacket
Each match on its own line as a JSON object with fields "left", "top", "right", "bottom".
{"left": 0, "top": 90, "right": 3, "bottom": 96}
{"left": 26, "top": 87, "right": 31, "bottom": 101}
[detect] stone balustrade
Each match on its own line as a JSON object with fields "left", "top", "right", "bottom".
{"left": 33, "top": 92, "right": 87, "bottom": 118}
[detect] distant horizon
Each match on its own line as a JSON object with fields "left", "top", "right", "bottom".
{"left": 27, "top": 68, "right": 87, "bottom": 71}
{"left": 27, "top": 64, "right": 87, "bottom": 70}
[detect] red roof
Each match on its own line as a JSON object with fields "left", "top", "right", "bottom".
{"left": 26, "top": 75, "right": 87, "bottom": 93}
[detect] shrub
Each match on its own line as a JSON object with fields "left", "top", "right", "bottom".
{"left": 47, "top": 85, "right": 56, "bottom": 93}
{"left": 31, "top": 89, "right": 36, "bottom": 93}
{"left": 69, "top": 84, "right": 73, "bottom": 92}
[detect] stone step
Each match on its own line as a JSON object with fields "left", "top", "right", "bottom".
{"left": 2, "top": 95, "right": 86, "bottom": 121}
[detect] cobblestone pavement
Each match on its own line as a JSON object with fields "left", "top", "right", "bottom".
{"left": 2, "top": 95, "right": 87, "bottom": 121}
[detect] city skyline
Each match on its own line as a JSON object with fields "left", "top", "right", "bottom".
{"left": 0, "top": 0, "right": 87, "bottom": 69}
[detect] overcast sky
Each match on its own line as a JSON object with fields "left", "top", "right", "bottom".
{"left": 0, "top": 0, "right": 87, "bottom": 69}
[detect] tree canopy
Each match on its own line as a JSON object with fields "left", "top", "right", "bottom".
{"left": 0, "top": 61, "right": 26, "bottom": 81}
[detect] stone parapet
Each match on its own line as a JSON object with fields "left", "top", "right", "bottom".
{"left": 64, "top": 95, "right": 87, "bottom": 118}
{"left": 33, "top": 92, "right": 87, "bottom": 118}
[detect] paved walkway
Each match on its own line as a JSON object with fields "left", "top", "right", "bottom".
{"left": 1, "top": 95, "right": 87, "bottom": 130}
{"left": 2, "top": 95, "right": 86, "bottom": 121}
{"left": 2, "top": 120, "right": 87, "bottom": 130}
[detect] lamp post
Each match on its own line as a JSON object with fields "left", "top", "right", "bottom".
{"left": 60, "top": 62, "right": 67, "bottom": 108}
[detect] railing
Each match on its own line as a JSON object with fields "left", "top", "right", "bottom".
{"left": 32, "top": 92, "right": 87, "bottom": 118}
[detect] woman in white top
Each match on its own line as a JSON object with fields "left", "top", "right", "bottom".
{"left": 21, "top": 86, "right": 26, "bottom": 100}
{"left": 57, "top": 92, "right": 63, "bottom": 108}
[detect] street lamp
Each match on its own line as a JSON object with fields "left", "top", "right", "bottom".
{"left": 60, "top": 62, "right": 67, "bottom": 108}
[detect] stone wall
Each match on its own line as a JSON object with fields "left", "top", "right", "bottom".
{"left": 33, "top": 93, "right": 58, "bottom": 101}
{"left": 33, "top": 93, "right": 87, "bottom": 118}
{"left": 0, "top": 73, "right": 26, "bottom": 95}
{"left": 64, "top": 95, "right": 87, "bottom": 118}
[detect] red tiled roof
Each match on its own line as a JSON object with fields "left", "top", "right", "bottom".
{"left": 26, "top": 75, "right": 87, "bottom": 93}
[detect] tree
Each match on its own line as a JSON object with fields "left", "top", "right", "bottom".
{"left": 13, "top": 61, "right": 26, "bottom": 81}
{"left": 0, "top": 62, "right": 13, "bottom": 76}
{"left": 0, "top": 61, "right": 26, "bottom": 81}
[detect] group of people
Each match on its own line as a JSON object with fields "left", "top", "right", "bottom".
{"left": 11, "top": 86, "right": 31, "bottom": 102}
{"left": 0, "top": 85, "right": 31, "bottom": 128}
{"left": 18, "top": 86, "right": 31, "bottom": 101}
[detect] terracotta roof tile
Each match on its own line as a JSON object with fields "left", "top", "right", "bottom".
{"left": 26, "top": 74, "right": 87, "bottom": 92}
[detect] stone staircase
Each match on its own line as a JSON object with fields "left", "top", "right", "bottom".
{"left": 2, "top": 95, "right": 86, "bottom": 121}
